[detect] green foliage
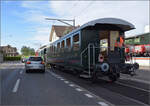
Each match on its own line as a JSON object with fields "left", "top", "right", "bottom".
{"left": 21, "top": 46, "right": 35, "bottom": 56}
{"left": 4, "top": 56, "right": 21, "bottom": 61}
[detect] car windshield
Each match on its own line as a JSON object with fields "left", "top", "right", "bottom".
{"left": 29, "top": 57, "right": 43, "bottom": 61}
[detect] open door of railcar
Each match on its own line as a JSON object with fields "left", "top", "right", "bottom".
{"left": 99, "top": 30, "right": 125, "bottom": 64}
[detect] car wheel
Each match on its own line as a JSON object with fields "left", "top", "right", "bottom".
{"left": 42, "top": 70, "right": 45, "bottom": 73}
{"left": 26, "top": 69, "right": 29, "bottom": 73}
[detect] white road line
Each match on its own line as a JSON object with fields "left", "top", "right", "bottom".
{"left": 57, "top": 76, "right": 62, "bottom": 78}
{"left": 47, "top": 70, "right": 113, "bottom": 106}
{"left": 84, "top": 94, "right": 93, "bottom": 98}
{"left": 116, "top": 82, "right": 150, "bottom": 93}
{"left": 20, "top": 71, "right": 23, "bottom": 74}
{"left": 60, "top": 78, "right": 65, "bottom": 80}
{"left": 47, "top": 70, "right": 62, "bottom": 78}
{"left": 12, "top": 79, "right": 20, "bottom": 93}
{"left": 69, "top": 84, "right": 75, "bottom": 87}
{"left": 64, "top": 81, "right": 69, "bottom": 83}
{"left": 76, "top": 88, "right": 83, "bottom": 92}
{"left": 98, "top": 102, "right": 108, "bottom": 106}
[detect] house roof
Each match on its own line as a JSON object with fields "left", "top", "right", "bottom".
{"left": 49, "top": 25, "right": 78, "bottom": 42}
{"left": 125, "top": 32, "right": 150, "bottom": 39}
{"left": 0, "top": 45, "right": 17, "bottom": 50}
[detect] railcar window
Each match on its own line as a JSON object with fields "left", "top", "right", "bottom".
{"left": 61, "top": 40, "right": 65, "bottom": 52}
{"left": 125, "top": 39, "right": 132, "bottom": 45}
{"left": 52, "top": 46, "right": 54, "bottom": 54}
{"left": 134, "top": 37, "right": 140, "bottom": 44}
{"left": 53, "top": 45, "right": 56, "bottom": 55}
{"left": 100, "top": 39, "right": 108, "bottom": 52}
{"left": 73, "top": 34, "right": 79, "bottom": 51}
{"left": 50, "top": 46, "right": 52, "bottom": 53}
{"left": 57, "top": 42, "right": 60, "bottom": 52}
{"left": 66, "top": 38, "right": 71, "bottom": 51}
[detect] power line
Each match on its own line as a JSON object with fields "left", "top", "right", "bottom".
{"left": 45, "top": 18, "right": 75, "bottom": 27}
{"left": 74, "top": 1, "right": 95, "bottom": 19}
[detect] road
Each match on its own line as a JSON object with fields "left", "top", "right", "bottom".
{"left": 0, "top": 61, "right": 150, "bottom": 106}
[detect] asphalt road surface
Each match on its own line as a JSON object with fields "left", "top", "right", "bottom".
{"left": 0, "top": 61, "right": 150, "bottom": 106}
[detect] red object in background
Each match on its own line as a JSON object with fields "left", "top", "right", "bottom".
{"left": 134, "top": 45, "right": 146, "bottom": 54}
{"left": 35, "top": 52, "right": 39, "bottom": 56}
{"left": 125, "top": 55, "right": 131, "bottom": 61}
{"left": 41, "top": 61, "right": 44, "bottom": 64}
{"left": 125, "top": 44, "right": 150, "bottom": 56}
{"left": 27, "top": 61, "right": 31, "bottom": 64}
{"left": 125, "top": 47, "right": 130, "bottom": 53}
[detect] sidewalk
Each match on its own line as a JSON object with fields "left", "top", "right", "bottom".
{"left": 120, "top": 68, "right": 150, "bottom": 84}
{"left": 139, "top": 66, "right": 150, "bottom": 71}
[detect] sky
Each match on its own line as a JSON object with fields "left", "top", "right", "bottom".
{"left": 1, "top": 0, "right": 149, "bottom": 53}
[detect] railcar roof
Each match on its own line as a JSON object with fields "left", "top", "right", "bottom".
{"left": 80, "top": 18, "right": 135, "bottom": 31}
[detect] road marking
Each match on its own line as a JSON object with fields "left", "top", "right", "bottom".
{"left": 98, "top": 102, "right": 108, "bottom": 106}
{"left": 76, "top": 88, "right": 83, "bottom": 92}
{"left": 47, "top": 71, "right": 113, "bottom": 106}
{"left": 69, "top": 84, "right": 75, "bottom": 87}
{"left": 116, "top": 82, "right": 150, "bottom": 93}
{"left": 12, "top": 79, "right": 20, "bottom": 93}
{"left": 57, "top": 76, "right": 62, "bottom": 78}
{"left": 46, "top": 71, "right": 62, "bottom": 78}
{"left": 84, "top": 94, "right": 93, "bottom": 98}
{"left": 64, "top": 81, "right": 69, "bottom": 83}
{"left": 20, "top": 71, "right": 23, "bottom": 74}
{"left": 60, "top": 78, "right": 65, "bottom": 80}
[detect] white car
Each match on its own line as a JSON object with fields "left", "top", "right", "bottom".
{"left": 25, "top": 56, "right": 45, "bottom": 73}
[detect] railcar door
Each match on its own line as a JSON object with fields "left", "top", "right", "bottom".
{"left": 98, "top": 30, "right": 124, "bottom": 63}
{"left": 108, "top": 31, "right": 125, "bottom": 63}
{"left": 99, "top": 31, "right": 109, "bottom": 61}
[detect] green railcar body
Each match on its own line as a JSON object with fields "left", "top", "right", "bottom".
{"left": 39, "top": 18, "right": 138, "bottom": 82}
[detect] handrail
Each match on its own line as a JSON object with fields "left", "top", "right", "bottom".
{"left": 80, "top": 43, "right": 95, "bottom": 77}
{"left": 80, "top": 45, "right": 128, "bottom": 77}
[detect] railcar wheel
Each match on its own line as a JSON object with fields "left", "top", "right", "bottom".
{"left": 108, "top": 74, "right": 117, "bottom": 82}
{"left": 91, "top": 71, "right": 98, "bottom": 83}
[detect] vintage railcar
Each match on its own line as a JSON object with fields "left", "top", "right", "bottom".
{"left": 41, "top": 18, "right": 139, "bottom": 82}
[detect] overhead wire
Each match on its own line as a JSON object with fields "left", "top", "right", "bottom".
{"left": 74, "top": 1, "right": 95, "bottom": 19}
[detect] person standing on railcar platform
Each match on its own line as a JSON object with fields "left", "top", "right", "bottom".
{"left": 114, "top": 34, "right": 125, "bottom": 62}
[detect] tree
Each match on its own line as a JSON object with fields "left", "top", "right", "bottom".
{"left": 21, "top": 46, "right": 35, "bottom": 56}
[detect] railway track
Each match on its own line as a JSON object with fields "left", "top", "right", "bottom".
{"left": 50, "top": 68, "right": 150, "bottom": 105}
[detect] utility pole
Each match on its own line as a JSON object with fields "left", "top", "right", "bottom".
{"left": 45, "top": 18, "right": 75, "bottom": 28}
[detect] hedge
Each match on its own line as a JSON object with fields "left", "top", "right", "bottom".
{"left": 4, "top": 56, "right": 21, "bottom": 61}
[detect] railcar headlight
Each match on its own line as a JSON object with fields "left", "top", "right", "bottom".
{"left": 100, "top": 63, "right": 109, "bottom": 72}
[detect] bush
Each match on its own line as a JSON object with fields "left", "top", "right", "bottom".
{"left": 4, "top": 56, "right": 21, "bottom": 61}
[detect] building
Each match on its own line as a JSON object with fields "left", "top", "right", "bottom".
{"left": 125, "top": 32, "right": 150, "bottom": 45}
{"left": 0, "top": 45, "right": 19, "bottom": 57}
{"left": 49, "top": 25, "right": 79, "bottom": 42}
{"left": 144, "top": 25, "right": 150, "bottom": 33}
{"left": 0, "top": 49, "right": 3, "bottom": 62}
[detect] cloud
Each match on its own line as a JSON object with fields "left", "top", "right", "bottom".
{"left": 13, "top": 1, "right": 149, "bottom": 51}
{"left": 31, "top": 27, "right": 51, "bottom": 44}
{"left": 49, "top": 1, "right": 149, "bottom": 36}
